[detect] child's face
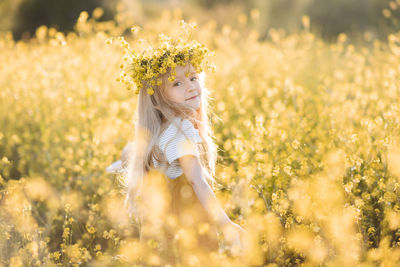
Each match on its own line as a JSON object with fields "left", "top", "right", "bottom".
{"left": 164, "top": 64, "right": 201, "bottom": 110}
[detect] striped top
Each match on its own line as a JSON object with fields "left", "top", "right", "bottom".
{"left": 152, "top": 117, "right": 203, "bottom": 179}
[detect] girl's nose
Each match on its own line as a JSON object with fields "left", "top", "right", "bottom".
{"left": 188, "top": 84, "right": 196, "bottom": 91}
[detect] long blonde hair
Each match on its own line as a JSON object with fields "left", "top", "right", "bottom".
{"left": 121, "top": 63, "right": 218, "bottom": 223}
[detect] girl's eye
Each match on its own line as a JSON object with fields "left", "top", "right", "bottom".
{"left": 173, "top": 77, "right": 197, "bottom": 86}
{"left": 173, "top": 81, "right": 182, "bottom": 87}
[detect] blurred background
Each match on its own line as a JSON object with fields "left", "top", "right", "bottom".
{"left": 1, "top": 0, "right": 400, "bottom": 42}
{"left": 2, "top": 0, "right": 400, "bottom": 266}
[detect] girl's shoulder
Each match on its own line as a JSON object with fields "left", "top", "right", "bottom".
{"left": 158, "top": 117, "right": 201, "bottom": 147}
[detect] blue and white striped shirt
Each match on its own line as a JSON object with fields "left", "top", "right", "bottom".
{"left": 152, "top": 117, "right": 203, "bottom": 179}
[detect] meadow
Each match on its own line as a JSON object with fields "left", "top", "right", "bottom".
{"left": 0, "top": 7, "right": 400, "bottom": 266}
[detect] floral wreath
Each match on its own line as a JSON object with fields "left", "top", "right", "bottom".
{"left": 106, "top": 20, "right": 216, "bottom": 95}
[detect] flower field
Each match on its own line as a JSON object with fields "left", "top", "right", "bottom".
{"left": 0, "top": 8, "right": 400, "bottom": 266}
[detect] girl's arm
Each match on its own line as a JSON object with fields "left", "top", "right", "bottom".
{"left": 179, "top": 154, "right": 246, "bottom": 254}
{"left": 178, "top": 154, "right": 231, "bottom": 226}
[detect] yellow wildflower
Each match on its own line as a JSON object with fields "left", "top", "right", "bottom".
{"left": 147, "top": 88, "right": 154, "bottom": 95}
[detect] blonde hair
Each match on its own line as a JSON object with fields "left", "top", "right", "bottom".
{"left": 121, "top": 63, "right": 218, "bottom": 224}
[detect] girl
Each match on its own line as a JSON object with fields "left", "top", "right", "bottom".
{"left": 109, "top": 30, "right": 245, "bottom": 265}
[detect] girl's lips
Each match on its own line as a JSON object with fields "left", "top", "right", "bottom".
{"left": 186, "top": 95, "right": 198, "bottom": 100}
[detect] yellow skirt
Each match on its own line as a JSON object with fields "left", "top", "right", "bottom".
{"left": 139, "top": 171, "right": 220, "bottom": 266}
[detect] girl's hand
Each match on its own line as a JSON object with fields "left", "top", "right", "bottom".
{"left": 221, "top": 221, "right": 246, "bottom": 256}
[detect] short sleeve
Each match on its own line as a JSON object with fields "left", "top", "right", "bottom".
{"left": 159, "top": 118, "right": 203, "bottom": 165}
